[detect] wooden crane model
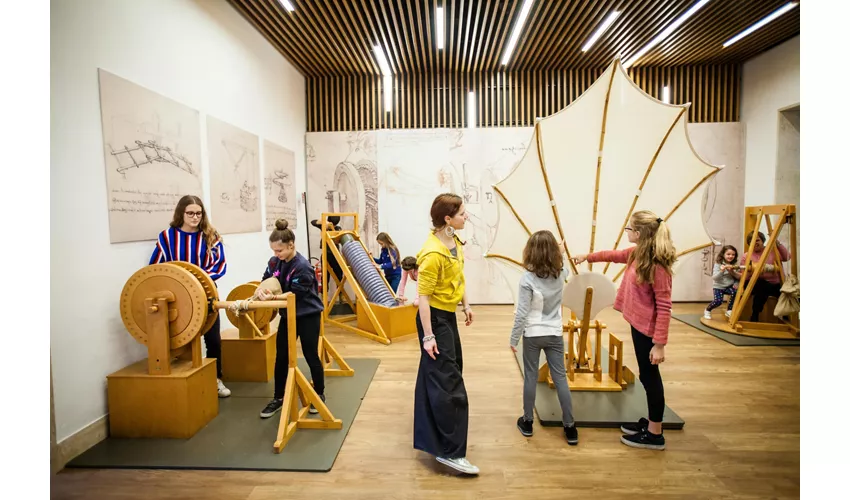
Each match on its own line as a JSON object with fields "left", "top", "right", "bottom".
{"left": 114, "top": 261, "right": 341, "bottom": 452}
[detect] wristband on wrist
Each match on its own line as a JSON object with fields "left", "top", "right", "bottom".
{"left": 422, "top": 335, "right": 435, "bottom": 342}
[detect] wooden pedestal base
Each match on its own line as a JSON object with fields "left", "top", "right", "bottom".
{"left": 699, "top": 316, "right": 798, "bottom": 340}
{"left": 220, "top": 328, "right": 276, "bottom": 382}
{"left": 356, "top": 302, "right": 418, "bottom": 340}
{"left": 107, "top": 358, "right": 218, "bottom": 439}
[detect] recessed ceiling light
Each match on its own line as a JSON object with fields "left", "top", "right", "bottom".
{"left": 501, "top": 0, "right": 535, "bottom": 65}
{"left": 723, "top": 2, "right": 799, "bottom": 48}
{"left": 582, "top": 11, "right": 621, "bottom": 52}
{"left": 623, "top": 0, "right": 711, "bottom": 69}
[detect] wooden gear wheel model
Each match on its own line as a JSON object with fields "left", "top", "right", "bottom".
{"left": 120, "top": 262, "right": 219, "bottom": 349}
{"left": 225, "top": 281, "right": 278, "bottom": 333}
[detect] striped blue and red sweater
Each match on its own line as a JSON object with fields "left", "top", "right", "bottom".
{"left": 149, "top": 226, "right": 227, "bottom": 281}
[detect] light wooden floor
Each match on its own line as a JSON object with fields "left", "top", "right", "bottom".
{"left": 52, "top": 303, "right": 800, "bottom": 499}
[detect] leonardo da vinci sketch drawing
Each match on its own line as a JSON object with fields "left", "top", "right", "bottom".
{"left": 98, "top": 69, "right": 203, "bottom": 243}
{"left": 263, "top": 140, "right": 297, "bottom": 230}
{"left": 206, "top": 116, "right": 261, "bottom": 234}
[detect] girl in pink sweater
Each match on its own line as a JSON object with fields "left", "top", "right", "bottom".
{"left": 572, "top": 210, "right": 676, "bottom": 451}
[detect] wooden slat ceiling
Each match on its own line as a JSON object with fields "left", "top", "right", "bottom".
{"left": 229, "top": 0, "right": 800, "bottom": 77}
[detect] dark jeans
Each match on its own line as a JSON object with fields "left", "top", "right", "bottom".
{"left": 203, "top": 314, "right": 222, "bottom": 379}
{"left": 274, "top": 312, "right": 324, "bottom": 399}
{"left": 631, "top": 326, "right": 665, "bottom": 423}
{"left": 750, "top": 279, "right": 782, "bottom": 322}
{"left": 387, "top": 273, "right": 401, "bottom": 293}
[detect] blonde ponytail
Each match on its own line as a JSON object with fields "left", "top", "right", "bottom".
{"left": 627, "top": 210, "right": 677, "bottom": 284}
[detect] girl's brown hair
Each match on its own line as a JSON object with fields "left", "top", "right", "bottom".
{"left": 170, "top": 195, "right": 221, "bottom": 248}
{"left": 269, "top": 219, "right": 295, "bottom": 244}
{"left": 715, "top": 244, "right": 738, "bottom": 265}
{"left": 401, "top": 256, "right": 418, "bottom": 271}
{"left": 522, "top": 230, "right": 563, "bottom": 279}
{"left": 627, "top": 210, "right": 677, "bottom": 284}
{"left": 377, "top": 232, "right": 399, "bottom": 268}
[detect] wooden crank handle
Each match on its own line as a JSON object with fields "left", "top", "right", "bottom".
{"left": 214, "top": 300, "right": 290, "bottom": 310}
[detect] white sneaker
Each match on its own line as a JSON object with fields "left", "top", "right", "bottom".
{"left": 436, "top": 456, "right": 480, "bottom": 475}
{"left": 703, "top": 310, "right": 712, "bottom": 320}
{"left": 217, "top": 379, "right": 231, "bottom": 398}
{"left": 725, "top": 310, "right": 732, "bottom": 318}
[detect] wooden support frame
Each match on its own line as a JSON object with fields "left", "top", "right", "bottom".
{"left": 538, "top": 286, "right": 630, "bottom": 392}
{"left": 701, "top": 204, "right": 799, "bottom": 339}
{"left": 273, "top": 293, "right": 342, "bottom": 453}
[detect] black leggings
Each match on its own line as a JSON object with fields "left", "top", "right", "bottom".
{"left": 631, "top": 326, "right": 665, "bottom": 423}
{"left": 274, "top": 312, "right": 324, "bottom": 399}
{"left": 203, "top": 314, "right": 222, "bottom": 379}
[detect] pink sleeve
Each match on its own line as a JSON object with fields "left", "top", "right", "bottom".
{"left": 652, "top": 267, "right": 673, "bottom": 345}
{"left": 587, "top": 248, "right": 632, "bottom": 264}
{"left": 777, "top": 243, "right": 790, "bottom": 262}
{"left": 398, "top": 271, "right": 408, "bottom": 296}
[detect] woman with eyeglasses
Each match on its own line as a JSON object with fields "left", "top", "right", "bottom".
{"left": 149, "top": 195, "right": 231, "bottom": 398}
{"left": 572, "top": 210, "right": 675, "bottom": 451}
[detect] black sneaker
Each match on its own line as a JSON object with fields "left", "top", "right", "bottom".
{"left": 516, "top": 416, "right": 533, "bottom": 437}
{"left": 564, "top": 424, "right": 578, "bottom": 445}
{"left": 620, "top": 429, "right": 665, "bottom": 450}
{"left": 620, "top": 417, "right": 649, "bottom": 436}
{"left": 309, "top": 394, "right": 326, "bottom": 414}
{"left": 260, "top": 398, "right": 283, "bottom": 418}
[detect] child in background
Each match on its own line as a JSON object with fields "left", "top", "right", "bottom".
{"left": 398, "top": 256, "right": 420, "bottom": 306}
{"left": 704, "top": 245, "right": 741, "bottom": 319}
{"left": 510, "top": 230, "right": 577, "bottom": 445}
{"left": 374, "top": 232, "right": 402, "bottom": 292}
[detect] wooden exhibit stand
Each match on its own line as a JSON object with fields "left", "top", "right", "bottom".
{"left": 221, "top": 281, "right": 278, "bottom": 382}
{"left": 538, "top": 286, "right": 634, "bottom": 392}
{"left": 108, "top": 358, "right": 218, "bottom": 439}
{"left": 700, "top": 204, "right": 799, "bottom": 339}
{"left": 319, "top": 212, "right": 417, "bottom": 345}
{"left": 275, "top": 293, "right": 343, "bottom": 453}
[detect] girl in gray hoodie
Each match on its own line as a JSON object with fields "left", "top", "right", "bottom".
{"left": 510, "top": 230, "right": 577, "bottom": 445}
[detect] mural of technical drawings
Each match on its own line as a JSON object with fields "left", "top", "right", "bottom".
{"left": 263, "top": 140, "right": 297, "bottom": 231}
{"left": 306, "top": 123, "right": 742, "bottom": 304}
{"left": 206, "top": 116, "right": 261, "bottom": 234}
{"left": 98, "top": 68, "right": 203, "bottom": 243}
{"left": 378, "top": 127, "right": 532, "bottom": 304}
{"left": 305, "top": 131, "right": 380, "bottom": 261}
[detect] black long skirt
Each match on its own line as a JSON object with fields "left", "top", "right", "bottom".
{"left": 413, "top": 307, "right": 468, "bottom": 459}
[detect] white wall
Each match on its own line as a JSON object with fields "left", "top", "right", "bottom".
{"left": 741, "top": 36, "right": 800, "bottom": 206}
{"left": 50, "top": 0, "right": 305, "bottom": 442}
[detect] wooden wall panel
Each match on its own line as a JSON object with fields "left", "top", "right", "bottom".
{"left": 306, "top": 64, "right": 740, "bottom": 131}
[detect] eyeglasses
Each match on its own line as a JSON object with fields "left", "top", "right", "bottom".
{"left": 185, "top": 211, "right": 203, "bottom": 218}
{"left": 624, "top": 227, "right": 635, "bottom": 232}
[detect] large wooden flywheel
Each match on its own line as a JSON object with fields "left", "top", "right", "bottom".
{"left": 119, "top": 262, "right": 218, "bottom": 350}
